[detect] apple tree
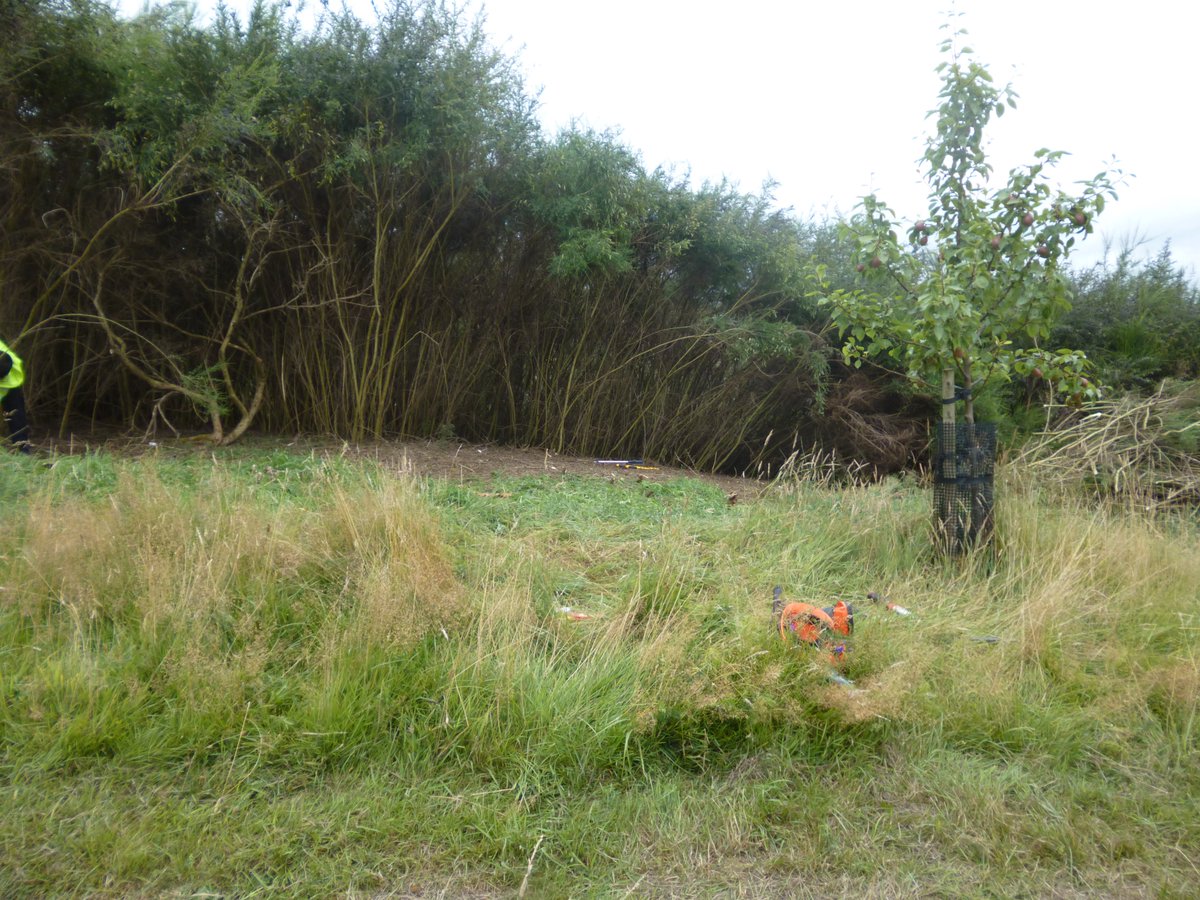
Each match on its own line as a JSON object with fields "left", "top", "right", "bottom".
{"left": 818, "top": 31, "right": 1120, "bottom": 550}
{"left": 819, "top": 32, "right": 1120, "bottom": 424}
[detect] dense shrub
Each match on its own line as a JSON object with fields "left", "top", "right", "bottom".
{"left": 2, "top": 0, "right": 866, "bottom": 470}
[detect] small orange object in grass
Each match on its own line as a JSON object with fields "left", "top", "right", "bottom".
{"left": 779, "top": 602, "right": 835, "bottom": 644}
{"left": 779, "top": 599, "right": 854, "bottom": 666}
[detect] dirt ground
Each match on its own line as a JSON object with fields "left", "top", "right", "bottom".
{"left": 350, "top": 439, "right": 764, "bottom": 499}
{"left": 41, "top": 431, "right": 768, "bottom": 502}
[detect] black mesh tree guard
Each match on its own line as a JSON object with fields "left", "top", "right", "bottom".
{"left": 933, "top": 422, "right": 996, "bottom": 554}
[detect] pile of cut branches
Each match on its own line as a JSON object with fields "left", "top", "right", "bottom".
{"left": 1014, "top": 382, "right": 1200, "bottom": 509}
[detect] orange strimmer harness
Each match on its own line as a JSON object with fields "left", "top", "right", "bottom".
{"left": 777, "top": 597, "right": 854, "bottom": 667}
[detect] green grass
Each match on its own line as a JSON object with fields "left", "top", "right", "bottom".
{"left": 1, "top": 446, "right": 1198, "bottom": 896}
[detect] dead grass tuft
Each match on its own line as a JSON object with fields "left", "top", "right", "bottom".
{"left": 327, "top": 479, "right": 467, "bottom": 649}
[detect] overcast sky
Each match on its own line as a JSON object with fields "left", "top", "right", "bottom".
{"left": 121, "top": 0, "right": 1199, "bottom": 279}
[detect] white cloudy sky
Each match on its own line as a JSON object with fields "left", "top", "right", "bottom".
{"left": 120, "top": 0, "right": 1199, "bottom": 278}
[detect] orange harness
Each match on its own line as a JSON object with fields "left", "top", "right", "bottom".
{"left": 779, "top": 599, "right": 854, "bottom": 666}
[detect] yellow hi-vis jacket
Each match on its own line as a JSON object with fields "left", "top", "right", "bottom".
{"left": 0, "top": 339, "right": 25, "bottom": 401}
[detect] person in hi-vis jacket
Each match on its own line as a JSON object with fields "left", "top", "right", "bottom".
{"left": 0, "top": 338, "right": 31, "bottom": 453}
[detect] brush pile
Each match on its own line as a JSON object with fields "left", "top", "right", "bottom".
{"left": 1014, "top": 381, "right": 1200, "bottom": 509}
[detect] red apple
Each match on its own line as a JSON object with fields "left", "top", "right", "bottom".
{"left": 1021, "top": 213, "right": 1034, "bottom": 227}
{"left": 1037, "top": 245, "right": 1050, "bottom": 258}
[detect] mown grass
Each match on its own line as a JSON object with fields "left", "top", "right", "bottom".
{"left": 1, "top": 447, "right": 1197, "bottom": 897}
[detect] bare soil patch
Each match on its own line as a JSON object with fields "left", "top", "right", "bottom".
{"left": 41, "top": 431, "right": 768, "bottom": 501}
{"left": 352, "top": 440, "right": 764, "bottom": 499}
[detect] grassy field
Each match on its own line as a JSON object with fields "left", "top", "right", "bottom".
{"left": 0, "top": 445, "right": 1197, "bottom": 897}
